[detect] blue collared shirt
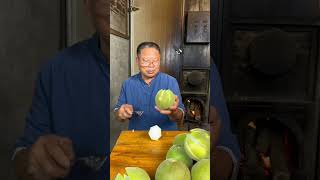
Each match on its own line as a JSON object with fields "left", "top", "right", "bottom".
{"left": 115, "top": 72, "right": 185, "bottom": 130}
{"left": 210, "top": 61, "right": 241, "bottom": 162}
{"left": 14, "top": 34, "right": 109, "bottom": 179}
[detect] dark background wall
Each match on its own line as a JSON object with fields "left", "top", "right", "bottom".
{"left": 67, "top": 0, "right": 94, "bottom": 46}
{"left": 0, "top": 1, "right": 63, "bottom": 179}
{"left": 212, "top": 0, "right": 320, "bottom": 179}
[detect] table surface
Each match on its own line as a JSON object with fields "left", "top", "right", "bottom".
{"left": 110, "top": 130, "right": 188, "bottom": 179}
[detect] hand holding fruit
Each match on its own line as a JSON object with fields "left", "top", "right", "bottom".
{"left": 155, "top": 89, "right": 183, "bottom": 122}
{"left": 155, "top": 95, "right": 179, "bottom": 115}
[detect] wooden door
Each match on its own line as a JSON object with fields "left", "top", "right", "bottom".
{"left": 130, "top": 0, "right": 184, "bottom": 79}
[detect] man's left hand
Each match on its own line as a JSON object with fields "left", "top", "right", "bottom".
{"left": 155, "top": 96, "right": 183, "bottom": 124}
{"left": 155, "top": 95, "right": 179, "bottom": 115}
{"left": 210, "top": 106, "right": 234, "bottom": 179}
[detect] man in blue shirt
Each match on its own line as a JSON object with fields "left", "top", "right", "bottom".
{"left": 114, "top": 42, "right": 185, "bottom": 130}
{"left": 13, "top": 0, "right": 109, "bottom": 179}
{"left": 210, "top": 61, "right": 241, "bottom": 180}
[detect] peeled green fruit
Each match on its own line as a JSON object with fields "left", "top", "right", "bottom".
{"left": 115, "top": 173, "right": 125, "bottom": 180}
{"left": 114, "top": 167, "right": 150, "bottom": 180}
{"left": 126, "top": 167, "right": 150, "bottom": 180}
{"left": 166, "top": 145, "right": 193, "bottom": 168}
{"left": 190, "top": 128, "right": 210, "bottom": 137}
{"left": 184, "top": 128, "right": 210, "bottom": 161}
{"left": 191, "top": 159, "right": 210, "bottom": 180}
{"left": 155, "top": 159, "right": 191, "bottom": 180}
{"left": 115, "top": 174, "right": 129, "bottom": 180}
{"left": 155, "top": 89, "right": 175, "bottom": 110}
{"left": 173, "top": 133, "right": 187, "bottom": 146}
{"left": 115, "top": 174, "right": 130, "bottom": 180}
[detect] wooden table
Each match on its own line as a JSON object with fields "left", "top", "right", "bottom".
{"left": 110, "top": 130, "right": 188, "bottom": 179}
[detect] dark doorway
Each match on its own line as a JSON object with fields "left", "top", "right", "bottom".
{"left": 212, "top": 0, "right": 320, "bottom": 179}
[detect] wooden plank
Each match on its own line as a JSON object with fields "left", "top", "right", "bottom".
{"left": 110, "top": 131, "right": 188, "bottom": 179}
{"left": 131, "top": 0, "right": 184, "bottom": 79}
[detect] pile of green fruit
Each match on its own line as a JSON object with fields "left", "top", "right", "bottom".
{"left": 115, "top": 128, "right": 210, "bottom": 180}
{"left": 156, "top": 128, "right": 210, "bottom": 180}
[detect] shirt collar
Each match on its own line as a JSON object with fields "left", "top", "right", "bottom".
{"left": 88, "top": 33, "right": 109, "bottom": 79}
{"left": 138, "top": 72, "right": 160, "bottom": 86}
{"left": 88, "top": 32, "right": 108, "bottom": 65}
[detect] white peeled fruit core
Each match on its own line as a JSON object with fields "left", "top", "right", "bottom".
{"left": 149, "top": 125, "right": 162, "bottom": 141}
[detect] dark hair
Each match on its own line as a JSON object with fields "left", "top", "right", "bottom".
{"left": 136, "top": 42, "right": 161, "bottom": 56}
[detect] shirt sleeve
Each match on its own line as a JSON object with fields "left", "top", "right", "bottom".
{"left": 114, "top": 82, "right": 127, "bottom": 110}
{"left": 170, "top": 78, "right": 185, "bottom": 113}
{"left": 13, "top": 64, "right": 52, "bottom": 159}
{"left": 210, "top": 60, "right": 241, "bottom": 162}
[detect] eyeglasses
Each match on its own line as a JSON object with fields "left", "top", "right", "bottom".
{"left": 140, "top": 60, "right": 160, "bottom": 67}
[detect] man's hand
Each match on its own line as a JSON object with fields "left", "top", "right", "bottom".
{"left": 28, "top": 135, "right": 75, "bottom": 179}
{"left": 210, "top": 106, "right": 220, "bottom": 176}
{"left": 155, "top": 96, "right": 183, "bottom": 124}
{"left": 155, "top": 95, "right": 179, "bottom": 115}
{"left": 212, "top": 148, "right": 234, "bottom": 180}
{"left": 210, "top": 106, "right": 234, "bottom": 179}
{"left": 15, "top": 135, "right": 75, "bottom": 180}
{"left": 210, "top": 106, "right": 221, "bottom": 147}
{"left": 116, "top": 104, "right": 133, "bottom": 121}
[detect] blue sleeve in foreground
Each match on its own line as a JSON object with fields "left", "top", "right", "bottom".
{"left": 170, "top": 78, "right": 185, "bottom": 112}
{"left": 210, "top": 61, "right": 241, "bottom": 161}
{"left": 114, "top": 82, "right": 127, "bottom": 110}
{"left": 14, "top": 64, "right": 52, "bottom": 151}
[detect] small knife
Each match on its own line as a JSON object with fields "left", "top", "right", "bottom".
{"left": 133, "top": 111, "right": 144, "bottom": 116}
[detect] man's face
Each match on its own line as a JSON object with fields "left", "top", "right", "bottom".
{"left": 85, "top": 0, "right": 110, "bottom": 43}
{"left": 136, "top": 48, "right": 161, "bottom": 79}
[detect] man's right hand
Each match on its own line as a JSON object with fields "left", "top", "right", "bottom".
{"left": 210, "top": 106, "right": 221, "bottom": 147}
{"left": 210, "top": 106, "right": 234, "bottom": 179}
{"left": 117, "top": 104, "right": 133, "bottom": 121}
{"left": 18, "top": 135, "right": 75, "bottom": 180}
